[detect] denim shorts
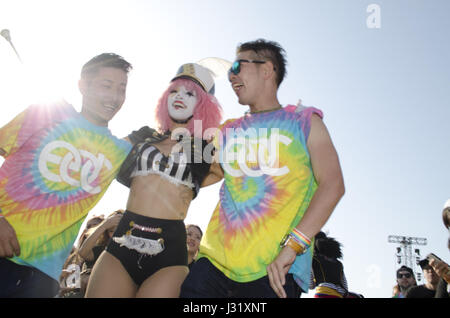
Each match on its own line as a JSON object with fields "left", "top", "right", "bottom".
{"left": 0, "top": 258, "right": 59, "bottom": 298}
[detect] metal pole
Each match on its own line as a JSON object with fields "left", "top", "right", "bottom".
{"left": 1, "top": 29, "right": 23, "bottom": 63}
{"left": 388, "top": 235, "right": 427, "bottom": 283}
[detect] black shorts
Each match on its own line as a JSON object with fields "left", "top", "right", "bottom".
{"left": 106, "top": 210, "right": 187, "bottom": 286}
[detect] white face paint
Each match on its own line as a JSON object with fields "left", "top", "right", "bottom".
{"left": 167, "top": 85, "right": 198, "bottom": 121}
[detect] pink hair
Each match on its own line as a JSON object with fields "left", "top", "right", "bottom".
{"left": 155, "top": 78, "right": 223, "bottom": 138}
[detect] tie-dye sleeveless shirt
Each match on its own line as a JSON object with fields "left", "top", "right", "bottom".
{"left": 0, "top": 101, "right": 131, "bottom": 280}
{"left": 198, "top": 105, "right": 323, "bottom": 292}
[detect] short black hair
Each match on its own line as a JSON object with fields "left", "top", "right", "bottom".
{"left": 81, "top": 53, "right": 132, "bottom": 79}
{"left": 237, "top": 39, "right": 287, "bottom": 87}
{"left": 314, "top": 231, "right": 343, "bottom": 259}
{"left": 396, "top": 265, "right": 414, "bottom": 276}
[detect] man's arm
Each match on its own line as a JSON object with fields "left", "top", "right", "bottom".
{"left": 201, "top": 140, "right": 224, "bottom": 188}
{"left": 0, "top": 112, "right": 24, "bottom": 257}
{"left": 267, "top": 114, "right": 345, "bottom": 298}
{"left": 0, "top": 114, "right": 20, "bottom": 255}
{"left": 201, "top": 162, "right": 224, "bottom": 188}
{"left": 0, "top": 106, "right": 41, "bottom": 258}
{"left": 292, "top": 114, "right": 345, "bottom": 237}
{"left": 0, "top": 216, "right": 21, "bottom": 258}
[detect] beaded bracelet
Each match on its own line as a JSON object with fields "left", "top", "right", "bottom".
{"left": 290, "top": 228, "right": 311, "bottom": 250}
{"left": 129, "top": 221, "right": 162, "bottom": 233}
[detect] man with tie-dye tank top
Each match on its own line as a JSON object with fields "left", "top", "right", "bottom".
{"left": 0, "top": 53, "right": 133, "bottom": 297}
{"left": 181, "top": 39, "right": 345, "bottom": 298}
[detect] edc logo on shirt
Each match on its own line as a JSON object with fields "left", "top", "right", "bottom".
{"left": 38, "top": 140, "right": 112, "bottom": 194}
{"left": 220, "top": 128, "right": 292, "bottom": 177}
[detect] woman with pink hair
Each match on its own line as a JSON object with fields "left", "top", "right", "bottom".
{"left": 85, "top": 63, "right": 223, "bottom": 298}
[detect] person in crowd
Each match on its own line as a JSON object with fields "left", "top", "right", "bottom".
{"left": 423, "top": 200, "right": 450, "bottom": 298}
{"left": 85, "top": 216, "right": 107, "bottom": 233}
{"left": 181, "top": 39, "right": 345, "bottom": 298}
{"left": 186, "top": 224, "right": 203, "bottom": 270}
{"left": 442, "top": 199, "right": 450, "bottom": 250}
{"left": 60, "top": 210, "right": 124, "bottom": 298}
{"left": 310, "top": 232, "right": 348, "bottom": 298}
{"left": 392, "top": 266, "right": 417, "bottom": 298}
{"left": 58, "top": 247, "right": 84, "bottom": 298}
{"left": 427, "top": 199, "right": 450, "bottom": 298}
{"left": 78, "top": 209, "right": 124, "bottom": 269}
{"left": 58, "top": 214, "right": 106, "bottom": 298}
{"left": 427, "top": 256, "right": 450, "bottom": 298}
{"left": 74, "top": 215, "right": 106, "bottom": 257}
{"left": 406, "top": 258, "right": 448, "bottom": 298}
{"left": 85, "top": 62, "right": 222, "bottom": 298}
{"left": 0, "top": 53, "right": 133, "bottom": 297}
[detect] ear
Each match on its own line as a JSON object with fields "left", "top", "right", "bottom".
{"left": 262, "top": 61, "right": 276, "bottom": 81}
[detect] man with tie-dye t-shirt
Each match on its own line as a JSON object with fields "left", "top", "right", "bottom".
{"left": 181, "top": 39, "right": 345, "bottom": 298}
{"left": 0, "top": 53, "right": 132, "bottom": 297}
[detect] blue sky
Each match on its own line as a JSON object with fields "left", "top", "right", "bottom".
{"left": 1, "top": 0, "right": 449, "bottom": 298}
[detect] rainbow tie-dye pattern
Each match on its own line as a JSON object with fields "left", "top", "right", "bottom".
{"left": 199, "top": 105, "right": 323, "bottom": 292}
{"left": 0, "top": 101, "right": 131, "bottom": 280}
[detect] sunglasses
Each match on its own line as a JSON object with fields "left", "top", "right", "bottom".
{"left": 397, "top": 273, "right": 412, "bottom": 279}
{"left": 228, "top": 59, "right": 266, "bottom": 76}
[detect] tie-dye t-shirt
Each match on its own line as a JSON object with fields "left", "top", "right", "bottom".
{"left": 0, "top": 101, "right": 131, "bottom": 281}
{"left": 198, "top": 105, "right": 323, "bottom": 292}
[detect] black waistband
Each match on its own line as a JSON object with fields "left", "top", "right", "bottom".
{"left": 123, "top": 210, "right": 185, "bottom": 226}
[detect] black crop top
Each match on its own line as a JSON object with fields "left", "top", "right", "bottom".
{"left": 117, "top": 126, "right": 214, "bottom": 199}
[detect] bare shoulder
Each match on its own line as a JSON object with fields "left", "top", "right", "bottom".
{"left": 307, "top": 114, "right": 332, "bottom": 148}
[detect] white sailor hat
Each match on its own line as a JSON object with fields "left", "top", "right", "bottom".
{"left": 172, "top": 63, "right": 215, "bottom": 95}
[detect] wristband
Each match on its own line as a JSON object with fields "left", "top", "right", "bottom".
{"left": 286, "top": 237, "right": 305, "bottom": 255}
{"left": 290, "top": 228, "right": 311, "bottom": 250}
{"left": 280, "top": 234, "right": 306, "bottom": 255}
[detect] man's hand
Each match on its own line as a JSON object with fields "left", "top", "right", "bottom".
{"left": 429, "top": 258, "right": 450, "bottom": 282}
{"left": 266, "top": 246, "right": 297, "bottom": 298}
{"left": 0, "top": 217, "right": 20, "bottom": 258}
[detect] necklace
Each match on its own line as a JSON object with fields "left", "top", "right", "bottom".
{"left": 247, "top": 105, "right": 282, "bottom": 115}
{"left": 170, "top": 115, "right": 193, "bottom": 124}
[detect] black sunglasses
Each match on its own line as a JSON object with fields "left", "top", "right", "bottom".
{"left": 228, "top": 59, "right": 266, "bottom": 76}
{"left": 397, "top": 273, "right": 412, "bottom": 279}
